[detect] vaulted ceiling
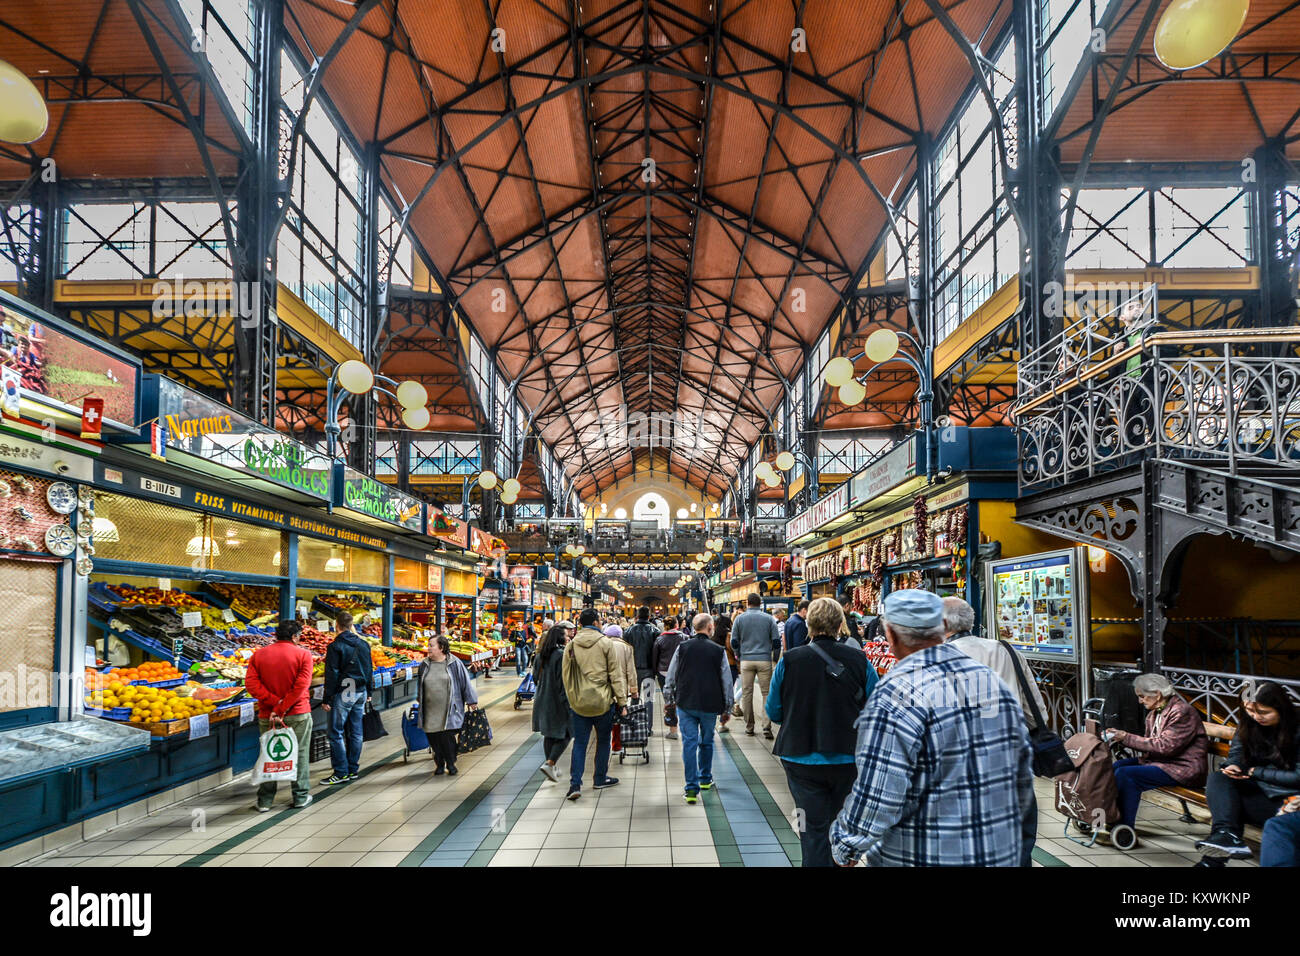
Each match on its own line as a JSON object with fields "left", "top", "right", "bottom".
{"left": 285, "top": 0, "right": 1009, "bottom": 497}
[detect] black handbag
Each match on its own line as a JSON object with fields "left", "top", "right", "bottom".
{"left": 1000, "top": 641, "right": 1075, "bottom": 778}
{"left": 456, "top": 708, "right": 493, "bottom": 754}
{"left": 361, "top": 700, "right": 389, "bottom": 741}
{"left": 807, "top": 640, "right": 866, "bottom": 707}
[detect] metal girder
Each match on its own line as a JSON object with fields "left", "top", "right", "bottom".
{"left": 1056, "top": 50, "right": 1300, "bottom": 147}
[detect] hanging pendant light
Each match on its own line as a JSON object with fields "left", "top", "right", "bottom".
{"left": 838, "top": 379, "right": 867, "bottom": 406}
{"left": 823, "top": 355, "right": 855, "bottom": 387}
{"left": 185, "top": 534, "right": 220, "bottom": 556}
{"left": 402, "top": 405, "right": 431, "bottom": 430}
{"left": 0, "top": 60, "right": 48, "bottom": 144}
{"left": 865, "top": 328, "right": 900, "bottom": 363}
{"left": 336, "top": 359, "right": 375, "bottom": 394}
{"left": 1154, "top": 0, "right": 1250, "bottom": 70}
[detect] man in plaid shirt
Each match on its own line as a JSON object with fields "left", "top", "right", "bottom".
{"left": 830, "top": 589, "right": 1035, "bottom": 867}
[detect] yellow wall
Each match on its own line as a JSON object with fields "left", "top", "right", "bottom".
{"left": 583, "top": 465, "right": 720, "bottom": 526}
{"left": 982, "top": 500, "right": 1141, "bottom": 656}
{"left": 1175, "top": 535, "right": 1300, "bottom": 620}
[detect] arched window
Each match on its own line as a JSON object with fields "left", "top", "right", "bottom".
{"left": 632, "top": 491, "right": 670, "bottom": 529}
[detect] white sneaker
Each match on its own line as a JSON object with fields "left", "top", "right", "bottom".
{"left": 540, "top": 762, "right": 559, "bottom": 783}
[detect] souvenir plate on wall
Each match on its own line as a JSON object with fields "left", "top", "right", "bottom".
{"left": 46, "top": 481, "right": 77, "bottom": 514}
{"left": 44, "top": 522, "right": 75, "bottom": 556}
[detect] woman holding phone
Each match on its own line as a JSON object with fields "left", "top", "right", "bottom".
{"left": 1195, "top": 681, "right": 1300, "bottom": 866}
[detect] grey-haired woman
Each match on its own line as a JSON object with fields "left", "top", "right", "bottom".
{"left": 1106, "top": 673, "right": 1207, "bottom": 837}
{"left": 416, "top": 634, "right": 478, "bottom": 776}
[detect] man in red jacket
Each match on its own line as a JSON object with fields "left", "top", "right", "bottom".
{"left": 245, "top": 619, "right": 316, "bottom": 811}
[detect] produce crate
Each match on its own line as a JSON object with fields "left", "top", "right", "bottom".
{"left": 309, "top": 727, "right": 331, "bottom": 762}
{"left": 210, "top": 706, "right": 240, "bottom": 724}
{"left": 129, "top": 676, "right": 188, "bottom": 689}
{"left": 83, "top": 705, "right": 132, "bottom": 720}
{"left": 133, "top": 717, "right": 191, "bottom": 737}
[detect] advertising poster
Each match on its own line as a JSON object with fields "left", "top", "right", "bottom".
{"left": 986, "top": 549, "right": 1082, "bottom": 662}
{"left": 0, "top": 302, "right": 137, "bottom": 426}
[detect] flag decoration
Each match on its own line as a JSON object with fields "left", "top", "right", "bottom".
{"left": 0, "top": 366, "right": 19, "bottom": 417}
{"left": 80, "top": 397, "right": 104, "bottom": 439}
{"left": 150, "top": 420, "right": 167, "bottom": 461}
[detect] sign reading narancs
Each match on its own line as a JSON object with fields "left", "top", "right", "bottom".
{"left": 150, "top": 375, "right": 331, "bottom": 500}
{"left": 337, "top": 465, "right": 424, "bottom": 533}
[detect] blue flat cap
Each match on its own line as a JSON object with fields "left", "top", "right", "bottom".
{"left": 882, "top": 588, "right": 944, "bottom": 629}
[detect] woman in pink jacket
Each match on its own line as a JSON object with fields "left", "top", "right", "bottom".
{"left": 1107, "top": 673, "right": 1208, "bottom": 840}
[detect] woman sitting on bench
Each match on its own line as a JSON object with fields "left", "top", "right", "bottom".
{"left": 1106, "top": 673, "right": 1207, "bottom": 842}
{"left": 1196, "top": 681, "right": 1300, "bottom": 866}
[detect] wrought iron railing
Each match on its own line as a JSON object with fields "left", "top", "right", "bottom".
{"left": 1161, "top": 665, "right": 1300, "bottom": 728}
{"left": 1017, "top": 330, "right": 1300, "bottom": 490}
{"left": 1017, "top": 283, "right": 1158, "bottom": 404}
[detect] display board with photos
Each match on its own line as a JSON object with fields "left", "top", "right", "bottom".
{"left": 984, "top": 548, "right": 1086, "bottom": 662}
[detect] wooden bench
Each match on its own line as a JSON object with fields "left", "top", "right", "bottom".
{"left": 1155, "top": 721, "right": 1235, "bottom": 823}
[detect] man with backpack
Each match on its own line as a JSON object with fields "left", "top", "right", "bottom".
{"left": 320, "top": 612, "right": 374, "bottom": 787}
{"left": 766, "top": 598, "right": 876, "bottom": 866}
{"left": 662, "top": 613, "right": 733, "bottom": 804}
{"left": 624, "top": 605, "right": 661, "bottom": 700}
{"left": 830, "top": 589, "right": 1034, "bottom": 866}
{"left": 562, "top": 607, "right": 629, "bottom": 800}
{"left": 651, "top": 616, "right": 688, "bottom": 739}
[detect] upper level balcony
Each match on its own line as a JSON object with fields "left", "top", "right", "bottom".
{"left": 499, "top": 517, "right": 787, "bottom": 555}
{"left": 1015, "top": 296, "right": 1300, "bottom": 492}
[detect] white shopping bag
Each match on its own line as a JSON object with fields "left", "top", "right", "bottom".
{"left": 251, "top": 719, "right": 298, "bottom": 784}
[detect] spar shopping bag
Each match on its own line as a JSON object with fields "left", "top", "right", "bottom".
{"left": 251, "top": 718, "right": 299, "bottom": 784}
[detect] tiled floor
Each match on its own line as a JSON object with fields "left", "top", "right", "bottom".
{"left": 18, "top": 675, "right": 1255, "bottom": 867}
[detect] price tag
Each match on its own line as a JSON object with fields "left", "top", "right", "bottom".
{"left": 181, "top": 611, "right": 203, "bottom": 629}
{"left": 158, "top": 578, "right": 172, "bottom": 591}
{"left": 239, "top": 700, "right": 255, "bottom": 726}
{"left": 380, "top": 670, "right": 393, "bottom": 687}
{"left": 188, "top": 713, "right": 209, "bottom": 740}
{"left": 318, "top": 619, "right": 333, "bottom": 632}
{"left": 171, "top": 637, "right": 184, "bottom": 658}
{"left": 311, "top": 685, "right": 324, "bottom": 701}
{"left": 239, "top": 648, "right": 254, "bottom": 660}
{"left": 221, "top": 608, "right": 236, "bottom": 622}
{"left": 404, "top": 667, "right": 414, "bottom": 682}
{"left": 84, "top": 645, "right": 98, "bottom": 668}
{"left": 296, "top": 602, "right": 310, "bottom": 618}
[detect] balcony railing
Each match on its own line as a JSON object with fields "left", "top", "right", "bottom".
{"left": 499, "top": 518, "right": 784, "bottom": 553}
{"left": 1016, "top": 329, "right": 1300, "bottom": 491}
{"left": 1160, "top": 666, "right": 1300, "bottom": 728}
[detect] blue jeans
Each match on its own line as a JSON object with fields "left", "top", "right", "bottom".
{"left": 328, "top": 692, "right": 367, "bottom": 776}
{"left": 1261, "top": 811, "right": 1300, "bottom": 867}
{"left": 1113, "top": 757, "right": 1176, "bottom": 828}
{"left": 569, "top": 706, "right": 614, "bottom": 790}
{"left": 677, "top": 707, "right": 717, "bottom": 793}
{"left": 516, "top": 644, "right": 530, "bottom": 676}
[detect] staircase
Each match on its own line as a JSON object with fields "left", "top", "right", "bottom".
{"left": 1152, "top": 458, "right": 1300, "bottom": 553}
